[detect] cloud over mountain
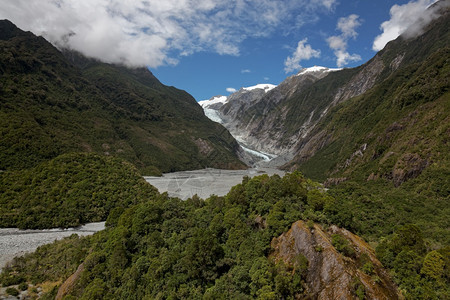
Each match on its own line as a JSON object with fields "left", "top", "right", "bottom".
{"left": 0, "top": 0, "right": 336, "bottom": 68}
{"left": 372, "top": 0, "right": 441, "bottom": 51}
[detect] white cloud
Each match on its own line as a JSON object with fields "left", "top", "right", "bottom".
{"left": 264, "top": 77, "right": 270, "bottom": 81}
{"left": 372, "top": 0, "right": 441, "bottom": 51}
{"left": 327, "top": 14, "right": 362, "bottom": 67}
{"left": 241, "top": 69, "right": 251, "bottom": 74}
{"left": 0, "top": 0, "right": 338, "bottom": 68}
{"left": 226, "top": 87, "right": 237, "bottom": 93}
{"left": 284, "top": 38, "right": 321, "bottom": 73}
{"left": 337, "top": 14, "right": 361, "bottom": 38}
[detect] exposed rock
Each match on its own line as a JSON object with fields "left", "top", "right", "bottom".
{"left": 271, "top": 221, "right": 400, "bottom": 300}
{"left": 56, "top": 263, "right": 84, "bottom": 300}
{"left": 392, "top": 153, "right": 429, "bottom": 187}
{"left": 390, "top": 53, "right": 405, "bottom": 71}
{"left": 367, "top": 173, "right": 379, "bottom": 181}
{"left": 323, "top": 177, "right": 347, "bottom": 187}
{"left": 341, "top": 143, "right": 368, "bottom": 170}
{"left": 194, "top": 138, "right": 214, "bottom": 156}
{"left": 331, "top": 56, "right": 385, "bottom": 107}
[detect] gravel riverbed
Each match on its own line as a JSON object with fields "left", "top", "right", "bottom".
{"left": 145, "top": 167, "right": 284, "bottom": 200}
{"left": 0, "top": 222, "right": 105, "bottom": 271}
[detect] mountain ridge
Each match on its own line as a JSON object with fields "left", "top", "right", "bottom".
{"left": 0, "top": 19, "right": 245, "bottom": 174}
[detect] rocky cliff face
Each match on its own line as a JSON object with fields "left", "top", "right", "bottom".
{"left": 200, "top": 64, "right": 380, "bottom": 160}
{"left": 271, "top": 221, "right": 400, "bottom": 299}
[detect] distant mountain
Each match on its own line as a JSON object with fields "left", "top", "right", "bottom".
{"left": 199, "top": 67, "right": 341, "bottom": 166}
{"left": 199, "top": 83, "right": 280, "bottom": 165}
{"left": 0, "top": 20, "right": 245, "bottom": 174}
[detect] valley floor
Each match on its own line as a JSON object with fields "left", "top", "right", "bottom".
{"left": 145, "top": 168, "right": 285, "bottom": 200}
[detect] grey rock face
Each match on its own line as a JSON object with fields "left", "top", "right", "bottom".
{"left": 271, "top": 221, "right": 400, "bottom": 299}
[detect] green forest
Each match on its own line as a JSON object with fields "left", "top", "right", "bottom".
{"left": 0, "top": 152, "right": 157, "bottom": 229}
{"left": 1, "top": 172, "right": 448, "bottom": 299}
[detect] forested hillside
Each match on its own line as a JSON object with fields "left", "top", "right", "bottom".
{"left": 1, "top": 173, "right": 448, "bottom": 299}
{"left": 0, "top": 152, "right": 157, "bottom": 229}
{"left": 0, "top": 20, "right": 245, "bottom": 175}
{"left": 285, "top": 3, "right": 450, "bottom": 248}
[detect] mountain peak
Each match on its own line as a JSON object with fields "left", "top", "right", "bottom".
{"left": 198, "top": 95, "right": 228, "bottom": 108}
{"left": 241, "top": 83, "right": 277, "bottom": 93}
{"left": 295, "top": 66, "right": 342, "bottom": 77}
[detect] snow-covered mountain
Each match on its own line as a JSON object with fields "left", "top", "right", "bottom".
{"left": 198, "top": 83, "right": 278, "bottom": 125}
{"left": 295, "top": 66, "right": 341, "bottom": 76}
{"left": 198, "top": 67, "right": 338, "bottom": 166}
{"left": 198, "top": 83, "right": 279, "bottom": 166}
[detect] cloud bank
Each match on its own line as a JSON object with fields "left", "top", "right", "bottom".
{"left": 327, "top": 14, "right": 362, "bottom": 67}
{"left": 0, "top": 0, "right": 336, "bottom": 68}
{"left": 284, "top": 38, "right": 321, "bottom": 73}
{"left": 372, "top": 0, "right": 442, "bottom": 51}
{"left": 226, "top": 87, "right": 237, "bottom": 93}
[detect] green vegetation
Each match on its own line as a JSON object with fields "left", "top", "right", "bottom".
{"left": 376, "top": 225, "right": 450, "bottom": 299}
{"left": 2, "top": 171, "right": 447, "bottom": 299}
{"left": 0, "top": 10, "right": 448, "bottom": 300}
{"left": 18, "top": 282, "right": 28, "bottom": 291}
{"left": 0, "top": 152, "right": 157, "bottom": 229}
{"left": 0, "top": 20, "right": 244, "bottom": 174}
{"left": 278, "top": 11, "right": 450, "bottom": 299}
{"left": 331, "top": 234, "right": 356, "bottom": 258}
{"left": 6, "top": 287, "right": 19, "bottom": 296}
{"left": 1, "top": 172, "right": 334, "bottom": 299}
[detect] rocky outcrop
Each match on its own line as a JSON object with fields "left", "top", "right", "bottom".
{"left": 392, "top": 153, "right": 429, "bottom": 187}
{"left": 56, "top": 263, "right": 84, "bottom": 300}
{"left": 271, "top": 221, "right": 400, "bottom": 299}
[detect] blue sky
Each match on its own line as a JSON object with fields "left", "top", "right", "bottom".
{"left": 1, "top": 0, "right": 438, "bottom": 101}
{"left": 151, "top": 0, "right": 425, "bottom": 100}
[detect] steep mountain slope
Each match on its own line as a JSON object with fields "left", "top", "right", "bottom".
{"left": 198, "top": 0, "right": 450, "bottom": 257}
{"left": 282, "top": 4, "right": 450, "bottom": 253}
{"left": 0, "top": 20, "right": 245, "bottom": 175}
{"left": 287, "top": 1, "right": 450, "bottom": 183}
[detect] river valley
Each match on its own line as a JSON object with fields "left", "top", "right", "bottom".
{"left": 1, "top": 168, "right": 284, "bottom": 271}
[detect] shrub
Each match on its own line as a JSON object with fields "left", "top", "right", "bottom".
{"left": 6, "top": 287, "right": 20, "bottom": 296}
{"left": 18, "top": 282, "right": 28, "bottom": 291}
{"left": 331, "top": 234, "right": 355, "bottom": 258}
{"left": 351, "top": 278, "right": 365, "bottom": 300}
